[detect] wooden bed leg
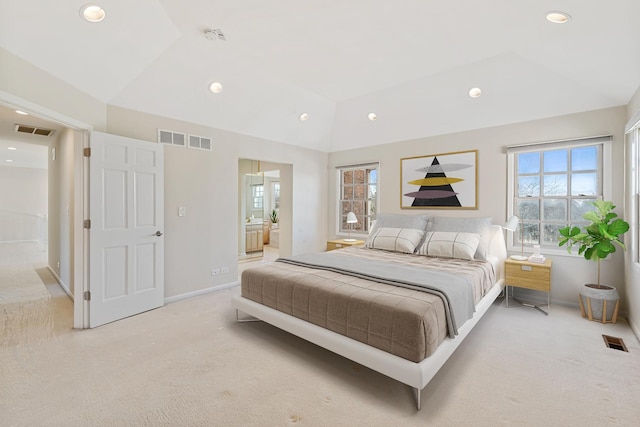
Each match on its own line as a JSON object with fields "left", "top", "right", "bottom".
{"left": 414, "top": 387, "right": 421, "bottom": 411}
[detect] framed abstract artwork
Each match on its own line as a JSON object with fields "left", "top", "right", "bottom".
{"left": 400, "top": 149, "right": 478, "bottom": 209}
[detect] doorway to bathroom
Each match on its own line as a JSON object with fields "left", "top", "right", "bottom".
{"left": 238, "top": 159, "right": 281, "bottom": 265}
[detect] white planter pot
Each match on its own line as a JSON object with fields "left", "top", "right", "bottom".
{"left": 578, "top": 284, "right": 620, "bottom": 324}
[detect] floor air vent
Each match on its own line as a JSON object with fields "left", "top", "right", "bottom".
{"left": 14, "top": 124, "right": 55, "bottom": 137}
{"left": 602, "top": 335, "right": 628, "bottom": 352}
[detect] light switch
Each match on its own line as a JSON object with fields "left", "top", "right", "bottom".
{"left": 178, "top": 206, "right": 186, "bottom": 217}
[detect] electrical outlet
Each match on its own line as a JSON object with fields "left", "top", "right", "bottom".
{"left": 221, "top": 266, "right": 229, "bottom": 274}
{"left": 211, "top": 268, "right": 221, "bottom": 276}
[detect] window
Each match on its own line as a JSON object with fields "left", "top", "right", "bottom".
{"left": 271, "top": 182, "right": 280, "bottom": 211}
{"left": 507, "top": 136, "right": 611, "bottom": 253}
{"left": 337, "top": 163, "right": 378, "bottom": 235}
{"left": 252, "top": 185, "right": 263, "bottom": 210}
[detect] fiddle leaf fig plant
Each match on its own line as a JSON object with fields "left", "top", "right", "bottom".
{"left": 558, "top": 200, "right": 629, "bottom": 288}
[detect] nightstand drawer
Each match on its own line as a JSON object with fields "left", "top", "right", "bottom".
{"left": 505, "top": 260, "right": 551, "bottom": 292}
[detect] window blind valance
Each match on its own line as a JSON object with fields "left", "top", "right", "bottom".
{"left": 506, "top": 135, "right": 612, "bottom": 153}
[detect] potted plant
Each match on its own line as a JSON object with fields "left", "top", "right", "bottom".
{"left": 269, "top": 209, "right": 279, "bottom": 228}
{"left": 558, "top": 200, "right": 629, "bottom": 323}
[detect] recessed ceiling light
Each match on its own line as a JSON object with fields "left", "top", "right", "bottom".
{"left": 15, "top": 110, "right": 28, "bottom": 115}
{"left": 468, "top": 87, "right": 482, "bottom": 98}
{"left": 546, "top": 11, "right": 571, "bottom": 24}
{"left": 80, "top": 4, "right": 106, "bottom": 23}
{"left": 299, "top": 113, "right": 309, "bottom": 121}
{"left": 368, "top": 112, "right": 377, "bottom": 121}
{"left": 7, "top": 147, "right": 17, "bottom": 151}
{"left": 5, "top": 159, "right": 13, "bottom": 163}
{"left": 209, "top": 82, "right": 223, "bottom": 93}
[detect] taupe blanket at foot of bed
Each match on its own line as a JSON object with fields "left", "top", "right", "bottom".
{"left": 241, "top": 262, "right": 448, "bottom": 363}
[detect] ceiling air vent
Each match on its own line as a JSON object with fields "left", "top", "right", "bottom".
{"left": 14, "top": 124, "right": 55, "bottom": 137}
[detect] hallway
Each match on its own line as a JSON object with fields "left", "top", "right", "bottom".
{"left": 0, "top": 242, "right": 72, "bottom": 345}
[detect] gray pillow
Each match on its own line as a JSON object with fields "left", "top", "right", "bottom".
{"left": 370, "top": 213, "right": 430, "bottom": 234}
{"left": 427, "top": 216, "right": 493, "bottom": 259}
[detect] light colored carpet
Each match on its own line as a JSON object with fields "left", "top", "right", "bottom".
{"left": 1, "top": 286, "right": 639, "bottom": 426}
{"left": 0, "top": 242, "right": 53, "bottom": 346}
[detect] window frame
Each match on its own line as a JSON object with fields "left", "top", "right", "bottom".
{"left": 336, "top": 162, "right": 379, "bottom": 238}
{"left": 507, "top": 136, "right": 612, "bottom": 257}
{"left": 251, "top": 184, "right": 264, "bottom": 210}
{"left": 271, "top": 181, "right": 280, "bottom": 212}
{"left": 628, "top": 124, "right": 640, "bottom": 264}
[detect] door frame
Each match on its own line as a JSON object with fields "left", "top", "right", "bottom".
{"left": 0, "top": 90, "right": 91, "bottom": 329}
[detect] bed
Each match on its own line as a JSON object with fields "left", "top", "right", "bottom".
{"left": 232, "top": 216, "right": 506, "bottom": 410}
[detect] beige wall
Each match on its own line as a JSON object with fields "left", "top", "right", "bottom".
{"left": 627, "top": 85, "right": 640, "bottom": 123}
{"left": 48, "top": 128, "right": 76, "bottom": 294}
{"left": 329, "top": 106, "right": 628, "bottom": 308}
{"left": 2, "top": 43, "right": 636, "bottom": 323}
{"left": 1, "top": 47, "right": 329, "bottom": 302}
{"left": 106, "top": 106, "right": 328, "bottom": 299}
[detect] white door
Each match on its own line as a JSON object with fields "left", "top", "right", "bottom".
{"left": 88, "top": 131, "right": 164, "bottom": 327}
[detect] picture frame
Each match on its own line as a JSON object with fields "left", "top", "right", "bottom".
{"left": 401, "top": 149, "right": 478, "bottom": 209}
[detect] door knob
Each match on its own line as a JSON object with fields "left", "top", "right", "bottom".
{"left": 155, "top": 230, "right": 163, "bottom": 237}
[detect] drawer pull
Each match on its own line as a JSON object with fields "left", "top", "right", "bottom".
{"left": 521, "top": 265, "right": 532, "bottom": 271}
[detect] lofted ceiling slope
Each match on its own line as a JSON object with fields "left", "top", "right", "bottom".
{"left": 1, "top": 0, "right": 639, "bottom": 152}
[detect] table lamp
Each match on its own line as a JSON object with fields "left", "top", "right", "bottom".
{"left": 345, "top": 212, "right": 358, "bottom": 242}
{"left": 503, "top": 215, "right": 527, "bottom": 260}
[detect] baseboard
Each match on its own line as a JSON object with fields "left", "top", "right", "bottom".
{"left": 629, "top": 315, "right": 640, "bottom": 343}
{"left": 47, "top": 265, "right": 73, "bottom": 300}
{"left": 164, "top": 280, "right": 240, "bottom": 304}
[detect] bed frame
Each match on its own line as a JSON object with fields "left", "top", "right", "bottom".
{"left": 232, "top": 225, "right": 507, "bottom": 410}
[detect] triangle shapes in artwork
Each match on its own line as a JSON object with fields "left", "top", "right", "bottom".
{"left": 407, "top": 157, "right": 462, "bottom": 207}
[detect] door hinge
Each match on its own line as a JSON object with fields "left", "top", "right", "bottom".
{"left": 84, "top": 291, "right": 91, "bottom": 301}
{"left": 83, "top": 147, "right": 91, "bottom": 157}
{"left": 84, "top": 219, "right": 91, "bottom": 229}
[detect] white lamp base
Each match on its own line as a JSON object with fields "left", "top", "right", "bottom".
{"left": 343, "top": 238, "right": 357, "bottom": 242}
{"left": 510, "top": 255, "right": 528, "bottom": 261}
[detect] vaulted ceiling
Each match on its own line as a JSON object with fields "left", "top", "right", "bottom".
{"left": 1, "top": 0, "right": 639, "bottom": 152}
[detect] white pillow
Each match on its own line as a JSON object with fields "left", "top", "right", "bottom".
{"left": 417, "top": 231, "right": 481, "bottom": 260}
{"left": 365, "top": 227, "right": 424, "bottom": 254}
{"left": 428, "top": 216, "right": 493, "bottom": 259}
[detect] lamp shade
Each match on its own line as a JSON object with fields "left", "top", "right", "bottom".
{"left": 346, "top": 212, "right": 358, "bottom": 224}
{"left": 503, "top": 215, "right": 519, "bottom": 232}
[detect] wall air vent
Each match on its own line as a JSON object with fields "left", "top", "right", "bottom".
{"left": 14, "top": 124, "right": 55, "bottom": 137}
{"left": 188, "top": 134, "right": 212, "bottom": 151}
{"left": 158, "top": 129, "right": 186, "bottom": 147}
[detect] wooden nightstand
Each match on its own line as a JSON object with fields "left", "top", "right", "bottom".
{"left": 504, "top": 258, "right": 552, "bottom": 315}
{"left": 326, "top": 239, "right": 365, "bottom": 251}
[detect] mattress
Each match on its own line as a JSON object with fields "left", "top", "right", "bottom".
{"left": 240, "top": 246, "right": 495, "bottom": 363}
